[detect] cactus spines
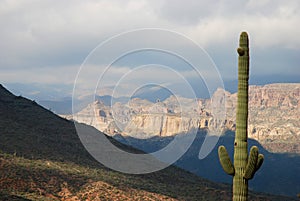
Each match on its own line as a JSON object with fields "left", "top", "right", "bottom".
{"left": 218, "top": 32, "right": 264, "bottom": 201}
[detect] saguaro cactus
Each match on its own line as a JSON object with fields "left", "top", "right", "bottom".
{"left": 218, "top": 32, "right": 264, "bottom": 201}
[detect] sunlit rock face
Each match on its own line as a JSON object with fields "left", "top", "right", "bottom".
{"left": 65, "top": 83, "right": 300, "bottom": 153}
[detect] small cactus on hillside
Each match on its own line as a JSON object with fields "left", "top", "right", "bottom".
{"left": 218, "top": 32, "right": 264, "bottom": 201}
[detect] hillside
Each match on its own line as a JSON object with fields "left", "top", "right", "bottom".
{"left": 67, "top": 83, "right": 300, "bottom": 154}
{"left": 0, "top": 84, "right": 295, "bottom": 200}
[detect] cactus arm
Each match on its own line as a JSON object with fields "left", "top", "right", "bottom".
{"left": 256, "top": 154, "right": 264, "bottom": 171}
{"left": 218, "top": 146, "right": 235, "bottom": 175}
{"left": 244, "top": 146, "right": 264, "bottom": 179}
{"left": 244, "top": 146, "right": 259, "bottom": 179}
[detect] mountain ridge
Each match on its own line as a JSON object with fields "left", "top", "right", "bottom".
{"left": 67, "top": 83, "right": 300, "bottom": 154}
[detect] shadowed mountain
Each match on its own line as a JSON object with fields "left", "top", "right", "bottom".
{"left": 0, "top": 84, "right": 296, "bottom": 200}
{"left": 114, "top": 130, "right": 300, "bottom": 198}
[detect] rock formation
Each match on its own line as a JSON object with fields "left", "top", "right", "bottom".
{"left": 64, "top": 83, "right": 300, "bottom": 154}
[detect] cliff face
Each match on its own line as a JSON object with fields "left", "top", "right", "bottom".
{"left": 66, "top": 83, "right": 300, "bottom": 153}
{"left": 124, "top": 114, "right": 205, "bottom": 138}
{"left": 247, "top": 84, "right": 300, "bottom": 153}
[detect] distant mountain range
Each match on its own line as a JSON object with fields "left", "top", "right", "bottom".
{"left": 66, "top": 83, "right": 300, "bottom": 154}
{"left": 1, "top": 84, "right": 295, "bottom": 200}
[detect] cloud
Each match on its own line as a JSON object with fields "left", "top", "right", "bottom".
{"left": 0, "top": 0, "right": 299, "bottom": 91}
{"left": 1, "top": 64, "right": 79, "bottom": 84}
{"left": 151, "top": 0, "right": 300, "bottom": 49}
{"left": 0, "top": 0, "right": 159, "bottom": 68}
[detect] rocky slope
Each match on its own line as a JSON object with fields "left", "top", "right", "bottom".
{"left": 67, "top": 83, "right": 300, "bottom": 153}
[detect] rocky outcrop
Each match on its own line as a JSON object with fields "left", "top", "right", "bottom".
{"left": 221, "top": 83, "right": 300, "bottom": 153}
{"left": 65, "top": 83, "right": 300, "bottom": 154}
{"left": 68, "top": 98, "right": 221, "bottom": 139}
{"left": 247, "top": 84, "right": 300, "bottom": 153}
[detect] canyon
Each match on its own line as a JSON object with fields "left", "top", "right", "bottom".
{"left": 65, "top": 83, "right": 300, "bottom": 154}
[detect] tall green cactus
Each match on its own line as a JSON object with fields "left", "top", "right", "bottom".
{"left": 218, "top": 32, "right": 264, "bottom": 201}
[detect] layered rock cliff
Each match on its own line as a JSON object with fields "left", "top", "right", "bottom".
{"left": 65, "top": 83, "right": 300, "bottom": 153}
{"left": 247, "top": 84, "right": 300, "bottom": 153}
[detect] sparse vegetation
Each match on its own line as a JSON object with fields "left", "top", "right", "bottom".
{"left": 0, "top": 152, "right": 234, "bottom": 200}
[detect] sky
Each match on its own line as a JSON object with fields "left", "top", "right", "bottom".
{"left": 0, "top": 0, "right": 299, "bottom": 100}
